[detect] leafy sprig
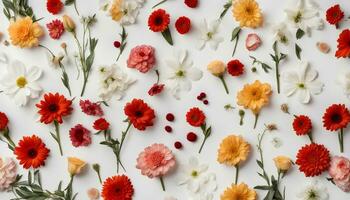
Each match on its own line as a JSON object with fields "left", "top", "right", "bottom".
{"left": 249, "top": 56, "right": 272, "bottom": 73}
{"left": 231, "top": 26, "right": 241, "bottom": 57}
{"left": 198, "top": 123, "right": 212, "bottom": 153}
{"left": 2, "top": 0, "right": 38, "bottom": 21}
{"left": 270, "top": 42, "right": 287, "bottom": 94}
{"left": 219, "top": 1, "right": 232, "bottom": 19}
{"left": 116, "top": 26, "right": 127, "bottom": 61}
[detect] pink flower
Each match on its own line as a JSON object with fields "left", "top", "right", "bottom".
{"left": 0, "top": 158, "right": 17, "bottom": 191}
{"left": 329, "top": 156, "right": 350, "bottom": 192}
{"left": 69, "top": 124, "right": 92, "bottom": 147}
{"left": 245, "top": 33, "right": 261, "bottom": 51}
{"left": 136, "top": 143, "right": 176, "bottom": 178}
{"left": 127, "top": 45, "right": 156, "bottom": 73}
{"left": 79, "top": 100, "right": 103, "bottom": 116}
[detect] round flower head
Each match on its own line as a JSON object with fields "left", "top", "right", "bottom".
{"left": 102, "top": 175, "right": 134, "bottom": 200}
{"left": 207, "top": 60, "right": 226, "bottom": 76}
{"left": 8, "top": 17, "right": 44, "bottom": 48}
{"left": 221, "top": 183, "right": 257, "bottom": 200}
{"left": 326, "top": 4, "right": 344, "bottom": 26}
{"left": 186, "top": 107, "right": 206, "bottom": 127}
{"left": 227, "top": 59, "right": 244, "bottom": 77}
{"left": 127, "top": 45, "right": 156, "bottom": 73}
{"left": 136, "top": 143, "right": 176, "bottom": 178}
{"left": 323, "top": 104, "right": 350, "bottom": 131}
{"left": 148, "top": 9, "right": 170, "bottom": 32}
{"left": 124, "top": 99, "right": 155, "bottom": 130}
{"left": 69, "top": 124, "right": 91, "bottom": 147}
{"left": 293, "top": 115, "right": 312, "bottom": 136}
{"left": 46, "top": 0, "right": 63, "bottom": 15}
{"left": 329, "top": 156, "right": 350, "bottom": 192}
{"left": 46, "top": 19, "right": 64, "bottom": 39}
{"left": 273, "top": 156, "right": 292, "bottom": 172}
{"left": 0, "top": 112, "right": 9, "bottom": 131}
{"left": 93, "top": 118, "right": 110, "bottom": 131}
{"left": 232, "top": 0, "right": 263, "bottom": 28}
{"left": 175, "top": 16, "right": 191, "bottom": 34}
{"left": 0, "top": 157, "right": 17, "bottom": 191}
{"left": 335, "top": 29, "right": 350, "bottom": 58}
{"left": 217, "top": 135, "right": 250, "bottom": 166}
{"left": 79, "top": 99, "right": 103, "bottom": 116}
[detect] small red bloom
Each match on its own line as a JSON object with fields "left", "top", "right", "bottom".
{"left": 326, "top": 4, "right": 344, "bottom": 26}
{"left": 102, "top": 175, "right": 134, "bottom": 200}
{"left": 175, "top": 16, "right": 191, "bottom": 34}
{"left": 93, "top": 118, "right": 110, "bottom": 131}
{"left": 184, "top": 0, "right": 198, "bottom": 8}
{"left": 187, "top": 132, "right": 197, "bottom": 142}
{"left": 323, "top": 104, "right": 350, "bottom": 131}
{"left": 166, "top": 113, "right": 175, "bottom": 122}
{"left": 293, "top": 115, "right": 312, "bottom": 136}
{"left": 47, "top": 0, "right": 63, "bottom": 15}
{"left": 148, "top": 9, "right": 170, "bottom": 32}
{"left": 124, "top": 99, "right": 155, "bottom": 131}
{"left": 296, "top": 143, "right": 330, "bottom": 177}
{"left": 114, "top": 41, "right": 121, "bottom": 48}
{"left": 174, "top": 141, "right": 183, "bottom": 149}
{"left": 46, "top": 19, "right": 64, "bottom": 40}
{"left": 186, "top": 107, "right": 206, "bottom": 127}
{"left": 79, "top": 99, "right": 103, "bottom": 116}
{"left": 165, "top": 125, "right": 172, "bottom": 133}
{"left": 148, "top": 83, "right": 165, "bottom": 96}
{"left": 14, "top": 135, "right": 50, "bottom": 169}
{"left": 0, "top": 112, "right": 9, "bottom": 131}
{"left": 69, "top": 124, "right": 91, "bottom": 147}
{"left": 335, "top": 29, "right": 350, "bottom": 58}
{"left": 227, "top": 59, "right": 244, "bottom": 76}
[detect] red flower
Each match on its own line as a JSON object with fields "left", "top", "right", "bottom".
{"left": 186, "top": 107, "right": 206, "bottom": 127}
{"left": 326, "top": 4, "right": 344, "bottom": 26}
{"left": 47, "top": 0, "right": 63, "bottom": 15}
{"left": 124, "top": 99, "right": 155, "bottom": 130}
{"left": 184, "top": 0, "right": 198, "bottom": 8}
{"left": 14, "top": 135, "right": 50, "bottom": 169}
{"left": 46, "top": 19, "right": 64, "bottom": 39}
{"left": 36, "top": 93, "right": 73, "bottom": 124}
{"left": 296, "top": 143, "right": 330, "bottom": 177}
{"left": 102, "top": 175, "right": 134, "bottom": 200}
{"left": 293, "top": 115, "right": 312, "bottom": 136}
{"left": 148, "top": 83, "right": 165, "bottom": 96}
{"left": 148, "top": 9, "right": 170, "bottom": 32}
{"left": 323, "top": 104, "right": 350, "bottom": 131}
{"left": 335, "top": 29, "right": 350, "bottom": 58}
{"left": 0, "top": 112, "right": 9, "bottom": 131}
{"left": 175, "top": 16, "right": 191, "bottom": 34}
{"left": 79, "top": 99, "right": 103, "bottom": 116}
{"left": 93, "top": 118, "right": 110, "bottom": 131}
{"left": 227, "top": 59, "right": 244, "bottom": 76}
{"left": 69, "top": 124, "right": 91, "bottom": 147}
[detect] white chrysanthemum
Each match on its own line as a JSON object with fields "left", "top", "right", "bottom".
{"left": 297, "top": 179, "right": 329, "bottom": 200}
{"left": 178, "top": 157, "right": 209, "bottom": 193}
{"left": 0, "top": 158, "right": 17, "bottom": 191}
{"left": 198, "top": 19, "right": 224, "bottom": 50}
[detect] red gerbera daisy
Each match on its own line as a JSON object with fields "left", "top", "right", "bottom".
{"left": 124, "top": 99, "right": 155, "bottom": 131}
{"left": 47, "top": 0, "right": 63, "bottom": 15}
{"left": 323, "top": 104, "right": 350, "bottom": 131}
{"left": 36, "top": 93, "right": 73, "bottom": 124}
{"left": 175, "top": 16, "right": 191, "bottom": 34}
{"left": 227, "top": 59, "right": 244, "bottom": 76}
{"left": 293, "top": 115, "right": 312, "bottom": 136}
{"left": 184, "top": 0, "right": 198, "bottom": 8}
{"left": 335, "top": 29, "right": 350, "bottom": 58}
{"left": 148, "top": 83, "right": 165, "bottom": 96}
{"left": 186, "top": 107, "right": 206, "bottom": 127}
{"left": 326, "top": 4, "right": 344, "bottom": 26}
{"left": 69, "top": 124, "right": 91, "bottom": 147}
{"left": 46, "top": 19, "right": 65, "bottom": 40}
{"left": 296, "top": 143, "right": 330, "bottom": 177}
{"left": 0, "top": 112, "right": 9, "bottom": 131}
{"left": 93, "top": 118, "right": 110, "bottom": 131}
{"left": 14, "top": 135, "right": 50, "bottom": 169}
{"left": 102, "top": 175, "right": 134, "bottom": 200}
{"left": 79, "top": 99, "right": 103, "bottom": 116}
{"left": 148, "top": 9, "right": 170, "bottom": 32}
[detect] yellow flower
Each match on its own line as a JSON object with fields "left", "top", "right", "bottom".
{"left": 62, "top": 15, "right": 75, "bottom": 32}
{"left": 221, "top": 183, "right": 257, "bottom": 200}
{"left": 207, "top": 60, "right": 226, "bottom": 76}
{"left": 237, "top": 80, "right": 272, "bottom": 114}
{"left": 218, "top": 135, "right": 250, "bottom": 166}
{"left": 109, "top": 0, "right": 124, "bottom": 22}
{"left": 68, "top": 157, "right": 86, "bottom": 176}
{"left": 8, "top": 17, "right": 44, "bottom": 48}
{"left": 273, "top": 156, "right": 292, "bottom": 172}
{"left": 232, "top": 0, "right": 263, "bottom": 28}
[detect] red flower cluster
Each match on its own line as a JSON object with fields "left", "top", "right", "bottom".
{"left": 293, "top": 115, "right": 312, "bottom": 136}
{"left": 124, "top": 99, "right": 155, "bottom": 130}
{"left": 46, "top": 19, "right": 64, "bottom": 39}
{"left": 148, "top": 83, "right": 165, "bottom": 96}
{"left": 175, "top": 16, "right": 191, "bottom": 34}
{"left": 335, "top": 29, "right": 350, "bottom": 58}
{"left": 93, "top": 118, "right": 110, "bottom": 131}
{"left": 148, "top": 9, "right": 170, "bottom": 32}
{"left": 14, "top": 135, "right": 50, "bottom": 169}
{"left": 326, "top": 4, "right": 344, "bottom": 26}
{"left": 227, "top": 59, "right": 244, "bottom": 77}
{"left": 47, "top": 0, "right": 63, "bottom": 15}
{"left": 102, "top": 175, "right": 134, "bottom": 200}
{"left": 184, "top": 0, "right": 198, "bottom": 8}
{"left": 186, "top": 107, "right": 206, "bottom": 127}
{"left": 296, "top": 143, "right": 330, "bottom": 177}
{"left": 69, "top": 124, "right": 91, "bottom": 147}
{"left": 0, "top": 112, "right": 9, "bottom": 131}
{"left": 323, "top": 104, "right": 350, "bottom": 131}
{"left": 80, "top": 99, "right": 103, "bottom": 116}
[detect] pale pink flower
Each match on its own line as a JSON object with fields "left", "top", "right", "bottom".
{"left": 136, "top": 143, "right": 176, "bottom": 178}
{"left": 0, "top": 157, "right": 17, "bottom": 191}
{"left": 329, "top": 156, "right": 350, "bottom": 192}
{"left": 87, "top": 187, "right": 100, "bottom": 200}
{"left": 127, "top": 45, "right": 156, "bottom": 73}
{"left": 245, "top": 33, "right": 261, "bottom": 51}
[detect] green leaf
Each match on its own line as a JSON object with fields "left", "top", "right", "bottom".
{"left": 219, "top": 2, "right": 232, "bottom": 19}
{"left": 231, "top": 27, "right": 241, "bottom": 41}
{"left": 161, "top": 28, "right": 173, "bottom": 46}
{"left": 256, "top": 160, "right": 263, "bottom": 168}
{"left": 65, "top": 0, "right": 75, "bottom": 5}
{"left": 296, "top": 28, "right": 305, "bottom": 39}
{"left": 295, "top": 43, "right": 302, "bottom": 60}
{"left": 254, "top": 185, "right": 271, "bottom": 190}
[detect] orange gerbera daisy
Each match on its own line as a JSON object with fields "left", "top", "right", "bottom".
{"left": 102, "top": 175, "right": 134, "bottom": 200}
{"left": 14, "top": 135, "right": 50, "bottom": 169}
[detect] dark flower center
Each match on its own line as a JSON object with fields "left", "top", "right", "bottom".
{"left": 27, "top": 148, "right": 38, "bottom": 158}
{"left": 154, "top": 16, "right": 163, "bottom": 26}
{"left": 48, "top": 104, "right": 58, "bottom": 112}
{"left": 135, "top": 110, "right": 143, "bottom": 117}
{"left": 114, "top": 186, "right": 121, "bottom": 193}
{"left": 139, "top": 52, "right": 145, "bottom": 57}
{"left": 298, "top": 121, "right": 304, "bottom": 127}
{"left": 75, "top": 129, "right": 84, "bottom": 142}
{"left": 331, "top": 113, "right": 342, "bottom": 123}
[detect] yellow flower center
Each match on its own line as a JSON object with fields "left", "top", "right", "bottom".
{"left": 176, "top": 70, "right": 185, "bottom": 77}
{"left": 16, "top": 76, "right": 27, "bottom": 88}
{"left": 191, "top": 170, "right": 198, "bottom": 177}
{"left": 298, "top": 83, "right": 305, "bottom": 89}
{"left": 250, "top": 89, "right": 262, "bottom": 100}
{"left": 207, "top": 32, "right": 213, "bottom": 39}
{"left": 294, "top": 11, "right": 302, "bottom": 23}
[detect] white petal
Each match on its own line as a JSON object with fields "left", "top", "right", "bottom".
{"left": 26, "top": 66, "right": 42, "bottom": 81}
{"left": 197, "top": 39, "right": 206, "bottom": 50}
{"left": 177, "top": 50, "right": 187, "bottom": 65}
{"left": 283, "top": 83, "right": 297, "bottom": 96}
{"left": 179, "top": 78, "right": 192, "bottom": 92}
{"left": 307, "top": 81, "right": 324, "bottom": 94}
{"left": 283, "top": 71, "right": 299, "bottom": 84}
{"left": 297, "top": 89, "right": 311, "bottom": 104}
{"left": 186, "top": 67, "right": 203, "bottom": 81}
{"left": 10, "top": 60, "right": 26, "bottom": 76}
{"left": 209, "top": 19, "right": 220, "bottom": 33}
{"left": 188, "top": 157, "right": 199, "bottom": 167}
{"left": 14, "top": 89, "right": 28, "bottom": 106}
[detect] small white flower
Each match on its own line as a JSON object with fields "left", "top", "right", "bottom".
{"left": 178, "top": 157, "right": 209, "bottom": 193}
{"left": 46, "top": 52, "right": 70, "bottom": 69}
{"left": 297, "top": 179, "right": 329, "bottom": 200}
{"left": 282, "top": 61, "right": 323, "bottom": 104}
{"left": 118, "top": 0, "right": 140, "bottom": 25}
{"left": 0, "top": 60, "right": 42, "bottom": 106}
{"left": 188, "top": 174, "right": 217, "bottom": 200}
{"left": 271, "top": 22, "right": 292, "bottom": 45}
{"left": 336, "top": 71, "right": 350, "bottom": 99}
{"left": 271, "top": 137, "right": 283, "bottom": 148}
{"left": 198, "top": 19, "right": 223, "bottom": 50}
{"left": 164, "top": 50, "right": 203, "bottom": 99}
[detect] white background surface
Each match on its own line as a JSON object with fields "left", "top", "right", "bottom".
{"left": 1, "top": 0, "right": 350, "bottom": 199}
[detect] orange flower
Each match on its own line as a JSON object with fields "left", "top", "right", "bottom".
{"left": 8, "top": 17, "right": 44, "bottom": 48}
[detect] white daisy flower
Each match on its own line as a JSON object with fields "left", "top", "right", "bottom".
{"left": 271, "top": 22, "right": 292, "bottom": 45}
{"left": 178, "top": 157, "right": 209, "bottom": 193}
{"left": 297, "top": 179, "right": 329, "bottom": 200}
{"left": 198, "top": 19, "right": 224, "bottom": 50}
{"left": 188, "top": 174, "right": 217, "bottom": 200}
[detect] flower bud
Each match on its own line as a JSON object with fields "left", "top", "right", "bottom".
{"left": 207, "top": 60, "right": 226, "bottom": 77}
{"left": 62, "top": 15, "right": 75, "bottom": 33}
{"left": 273, "top": 156, "right": 292, "bottom": 172}
{"left": 68, "top": 157, "right": 86, "bottom": 176}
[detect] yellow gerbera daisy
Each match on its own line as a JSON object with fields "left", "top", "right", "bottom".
{"left": 232, "top": 0, "right": 263, "bottom": 28}
{"left": 8, "top": 17, "right": 44, "bottom": 48}
{"left": 221, "top": 183, "right": 257, "bottom": 200}
{"left": 217, "top": 135, "right": 250, "bottom": 166}
{"left": 109, "top": 0, "right": 124, "bottom": 21}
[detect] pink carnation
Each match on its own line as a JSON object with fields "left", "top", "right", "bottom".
{"left": 329, "top": 156, "right": 350, "bottom": 192}
{"left": 79, "top": 100, "right": 103, "bottom": 116}
{"left": 69, "top": 124, "right": 92, "bottom": 147}
{"left": 245, "top": 33, "right": 261, "bottom": 51}
{"left": 127, "top": 45, "right": 156, "bottom": 73}
{"left": 0, "top": 158, "right": 17, "bottom": 191}
{"left": 136, "top": 143, "right": 176, "bottom": 178}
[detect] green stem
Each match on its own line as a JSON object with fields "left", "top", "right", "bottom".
{"left": 339, "top": 128, "right": 344, "bottom": 153}
{"left": 80, "top": 75, "right": 87, "bottom": 97}
{"left": 159, "top": 176, "right": 166, "bottom": 191}
{"left": 152, "top": 0, "right": 168, "bottom": 8}
{"left": 198, "top": 136, "right": 207, "bottom": 154}
{"left": 235, "top": 165, "right": 239, "bottom": 185}
{"left": 307, "top": 132, "right": 313, "bottom": 144}
{"left": 117, "top": 121, "right": 132, "bottom": 172}
{"left": 253, "top": 113, "right": 259, "bottom": 129}
{"left": 219, "top": 76, "right": 229, "bottom": 94}
{"left": 54, "top": 121, "right": 63, "bottom": 156}
{"left": 73, "top": 1, "right": 80, "bottom": 16}
{"left": 232, "top": 34, "right": 239, "bottom": 57}
{"left": 277, "top": 170, "right": 281, "bottom": 185}
{"left": 3, "top": 128, "right": 15, "bottom": 149}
